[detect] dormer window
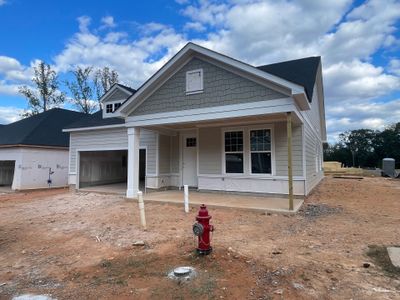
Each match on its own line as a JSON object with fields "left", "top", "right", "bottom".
{"left": 106, "top": 104, "right": 113, "bottom": 113}
{"left": 105, "top": 102, "right": 122, "bottom": 114}
{"left": 186, "top": 69, "right": 203, "bottom": 94}
{"left": 114, "top": 102, "right": 122, "bottom": 111}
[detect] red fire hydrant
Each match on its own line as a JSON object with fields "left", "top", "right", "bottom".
{"left": 192, "top": 204, "right": 214, "bottom": 255}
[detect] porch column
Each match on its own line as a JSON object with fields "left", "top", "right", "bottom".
{"left": 127, "top": 127, "right": 140, "bottom": 198}
{"left": 287, "top": 112, "right": 294, "bottom": 211}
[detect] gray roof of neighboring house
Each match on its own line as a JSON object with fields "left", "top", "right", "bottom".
{"left": 257, "top": 56, "right": 321, "bottom": 101}
{"left": 0, "top": 108, "right": 88, "bottom": 148}
{"left": 64, "top": 110, "right": 125, "bottom": 129}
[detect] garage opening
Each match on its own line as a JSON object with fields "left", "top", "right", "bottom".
{"left": 0, "top": 160, "right": 15, "bottom": 189}
{"left": 78, "top": 149, "right": 146, "bottom": 193}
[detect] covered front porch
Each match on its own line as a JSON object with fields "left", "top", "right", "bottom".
{"left": 126, "top": 111, "right": 304, "bottom": 211}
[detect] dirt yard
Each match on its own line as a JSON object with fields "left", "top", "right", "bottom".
{"left": 0, "top": 176, "right": 399, "bottom": 299}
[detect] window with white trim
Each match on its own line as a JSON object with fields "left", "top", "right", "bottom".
{"left": 186, "top": 69, "right": 203, "bottom": 94}
{"left": 105, "top": 102, "right": 122, "bottom": 114}
{"left": 224, "top": 131, "right": 244, "bottom": 173}
{"left": 250, "top": 129, "right": 272, "bottom": 174}
{"left": 106, "top": 104, "right": 113, "bottom": 113}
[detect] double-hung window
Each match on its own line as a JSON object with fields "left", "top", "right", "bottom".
{"left": 250, "top": 129, "right": 272, "bottom": 174}
{"left": 224, "top": 131, "right": 244, "bottom": 173}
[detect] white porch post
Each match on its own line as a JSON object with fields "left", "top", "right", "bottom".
{"left": 127, "top": 127, "right": 140, "bottom": 198}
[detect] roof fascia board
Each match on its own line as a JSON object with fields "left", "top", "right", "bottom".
{"left": 63, "top": 123, "right": 126, "bottom": 132}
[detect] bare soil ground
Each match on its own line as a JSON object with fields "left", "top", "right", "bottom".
{"left": 0, "top": 177, "right": 399, "bottom": 299}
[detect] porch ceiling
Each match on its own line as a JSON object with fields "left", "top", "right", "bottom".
{"left": 145, "top": 112, "right": 301, "bottom": 131}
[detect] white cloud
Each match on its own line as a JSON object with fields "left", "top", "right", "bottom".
{"left": 326, "top": 99, "right": 400, "bottom": 141}
{"left": 0, "top": 106, "right": 23, "bottom": 124}
{"left": 77, "top": 16, "right": 91, "bottom": 33}
{"left": 324, "top": 60, "right": 400, "bottom": 102}
{"left": 389, "top": 59, "right": 400, "bottom": 76}
{"left": 183, "top": 21, "right": 206, "bottom": 32}
{"left": 53, "top": 19, "right": 187, "bottom": 86}
{"left": 101, "top": 16, "right": 116, "bottom": 29}
{"left": 0, "top": 0, "right": 6, "bottom": 6}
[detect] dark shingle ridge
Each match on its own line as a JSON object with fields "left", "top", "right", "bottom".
{"left": 257, "top": 56, "right": 321, "bottom": 101}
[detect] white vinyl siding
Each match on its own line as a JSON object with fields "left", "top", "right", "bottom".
{"left": 69, "top": 128, "right": 157, "bottom": 175}
{"left": 274, "top": 122, "right": 303, "bottom": 177}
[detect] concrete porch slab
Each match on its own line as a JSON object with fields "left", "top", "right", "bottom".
{"left": 143, "top": 190, "right": 303, "bottom": 213}
{"left": 387, "top": 247, "right": 400, "bottom": 268}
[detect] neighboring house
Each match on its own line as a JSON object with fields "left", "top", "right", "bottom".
{"left": 64, "top": 43, "right": 326, "bottom": 198}
{"left": 0, "top": 108, "right": 87, "bottom": 190}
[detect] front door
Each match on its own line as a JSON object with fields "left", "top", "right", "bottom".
{"left": 182, "top": 134, "right": 198, "bottom": 187}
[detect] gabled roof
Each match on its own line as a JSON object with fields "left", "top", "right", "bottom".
{"left": 64, "top": 110, "right": 125, "bottom": 130}
{"left": 119, "top": 42, "right": 312, "bottom": 116}
{"left": 116, "top": 83, "right": 136, "bottom": 94}
{"left": 0, "top": 108, "right": 88, "bottom": 148}
{"left": 99, "top": 83, "right": 136, "bottom": 104}
{"left": 257, "top": 56, "right": 321, "bottom": 101}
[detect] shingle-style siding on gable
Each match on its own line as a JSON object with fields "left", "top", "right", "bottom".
{"left": 105, "top": 89, "right": 130, "bottom": 102}
{"left": 130, "top": 57, "right": 286, "bottom": 116}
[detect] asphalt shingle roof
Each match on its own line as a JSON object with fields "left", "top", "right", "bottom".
{"left": 0, "top": 108, "right": 88, "bottom": 147}
{"left": 64, "top": 110, "right": 125, "bottom": 129}
{"left": 257, "top": 56, "right": 321, "bottom": 101}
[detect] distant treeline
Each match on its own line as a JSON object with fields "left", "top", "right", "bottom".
{"left": 324, "top": 123, "right": 400, "bottom": 168}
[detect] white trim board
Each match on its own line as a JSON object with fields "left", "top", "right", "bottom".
{"left": 63, "top": 124, "right": 125, "bottom": 133}
{"left": 125, "top": 98, "right": 298, "bottom": 127}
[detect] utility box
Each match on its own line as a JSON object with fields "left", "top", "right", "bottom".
{"left": 382, "top": 158, "right": 395, "bottom": 177}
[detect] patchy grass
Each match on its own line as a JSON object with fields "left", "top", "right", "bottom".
{"left": 366, "top": 245, "right": 400, "bottom": 278}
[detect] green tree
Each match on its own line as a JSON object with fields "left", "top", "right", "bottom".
{"left": 65, "top": 66, "right": 97, "bottom": 114}
{"left": 374, "top": 123, "right": 400, "bottom": 168}
{"left": 338, "top": 129, "right": 377, "bottom": 167}
{"left": 19, "top": 61, "right": 65, "bottom": 117}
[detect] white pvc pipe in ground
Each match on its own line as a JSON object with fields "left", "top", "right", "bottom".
{"left": 184, "top": 185, "right": 189, "bottom": 213}
{"left": 137, "top": 191, "right": 147, "bottom": 230}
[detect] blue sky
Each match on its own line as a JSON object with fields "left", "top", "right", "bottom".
{"left": 0, "top": 0, "right": 399, "bottom": 142}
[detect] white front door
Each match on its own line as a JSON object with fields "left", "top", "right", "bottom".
{"left": 182, "top": 133, "right": 198, "bottom": 187}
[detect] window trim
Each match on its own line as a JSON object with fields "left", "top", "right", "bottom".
{"left": 104, "top": 101, "right": 123, "bottom": 114}
{"left": 222, "top": 124, "right": 275, "bottom": 177}
{"left": 105, "top": 104, "right": 113, "bottom": 113}
{"left": 223, "top": 129, "right": 245, "bottom": 175}
{"left": 186, "top": 68, "right": 204, "bottom": 95}
{"left": 249, "top": 128, "right": 273, "bottom": 175}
